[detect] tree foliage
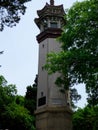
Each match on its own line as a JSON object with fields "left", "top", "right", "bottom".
{"left": 45, "top": 0, "right": 98, "bottom": 106}
{"left": 0, "top": 0, "right": 31, "bottom": 31}
{"left": 0, "top": 75, "right": 17, "bottom": 109}
{"left": 73, "top": 106, "right": 98, "bottom": 130}
{"left": 1, "top": 103, "right": 35, "bottom": 130}
{"left": 25, "top": 85, "right": 37, "bottom": 115}
{"left": 24, "top": 75, "right": 37, "bottom": 127}
{"left": 0, "top": 75, "right": 35, "bottom": 130}
{"left": 25, "top": 74, "right": 37, "bottom": 114}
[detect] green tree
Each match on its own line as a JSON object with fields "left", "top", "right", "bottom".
{"left": 45, "top": 0, "right": 98, "bottom": 106}
{"left": 25, "top": 75, "right": 37, "bottom": 114}
{"left": 15, "top": 95, "right": 25, "bottom": 106}
{"left": 24, "top": 75, "right": 37, "bottom": 128}
{"left": 73, "top": 106, "right": 98, "bottom": 130}
{"left": 0, "top": 75, "right": 35, "bottom": 130}
{"left": 0, "top": 75, "right": 17, "bottom": 128}
{"left": 25, "top": 85, "right": 37, "bottom": 115}
{"left": 1, "top": 103, "right": 35, "bottom": 130}
{"left": 0, "top": 0, "right": 31, "bottom": 31}
{"left": 0, "top": 75, "right": 17, "bottom": 110}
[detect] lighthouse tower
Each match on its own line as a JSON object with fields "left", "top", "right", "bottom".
{"left": 35, "top": 1, "right": 72, "bottom": 130}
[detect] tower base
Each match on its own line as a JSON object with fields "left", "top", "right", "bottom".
{"left": 35, "top": 106, "right": 73, "bottom": 130}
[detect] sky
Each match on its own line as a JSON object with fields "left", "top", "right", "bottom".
{"left": 0, "top": 0, "right": 86, "bottom": 108}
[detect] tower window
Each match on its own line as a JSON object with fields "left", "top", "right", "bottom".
{"left": 50, "top": 22, "right": 58, "bottom": 28}
{"left": 42, "top": 44, "right": 44, "bottom": 48}
{"left": 41, "top": 92, "right": 44, "bottom": 97}
{"left": 42, "top": 66, "right": 44, "bottom": 71}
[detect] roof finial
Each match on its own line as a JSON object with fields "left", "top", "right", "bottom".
{"left": 50, "top": 0, "right": 54, "bottom": 5}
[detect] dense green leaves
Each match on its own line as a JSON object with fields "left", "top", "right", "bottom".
{"left": 0, "top": 75, "right": 35, "bottom": 130}
{"left": 45, "top": 0, "right": 98, "bottom": 106}
{"left": 25, "top": 75, "right": 37, "bottom": 115}
{"left": 0, "top": 0, "right": 31, "bottom": 31}
{"left": 1, "top": 103, "right": 35, "bottom": 130}
{"left": 73, "top": 106, "right": 98, "bottom": 130}
{"left": 25, "top": 85, "right": 37, "bottom": 115}
{"left": 0, "top": 76, "right": 17, "bottom": 109}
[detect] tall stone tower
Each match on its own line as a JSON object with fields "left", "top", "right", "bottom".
{"left": 35, "top": 1, "right": 72, "bottom": 130}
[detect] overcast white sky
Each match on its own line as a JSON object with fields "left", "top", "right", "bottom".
{"left": 0, "top": 0, "right": 86, "bottom": 107}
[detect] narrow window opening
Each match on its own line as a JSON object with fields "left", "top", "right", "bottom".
{"left": 42, "top": 44, "right": 44, "bottom": 48}
{"left": 50, "top": 22, "right": 58, "bottom": 28}
{"left": 41, "top": 92, "right": 44, "bottom": 97}
{"left": 42, "top": 66, "right": 44, "bottom": 71}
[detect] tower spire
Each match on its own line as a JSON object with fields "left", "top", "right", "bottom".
{"left": 50, "top": 0, "right": 54, "bottom": 5}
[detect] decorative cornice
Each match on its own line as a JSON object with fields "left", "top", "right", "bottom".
{"left": 35, "top": 106, "right": 73, "bottom": 115}
{"left": 36, "top": 28, "right": 62, "bottom": 43}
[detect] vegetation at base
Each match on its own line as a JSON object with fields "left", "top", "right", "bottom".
{"left": 0, "top": 74, "right": 98, "bottom": 130}
{"left": 73, "top": 106, "right": 98, "bottom": 130}
{"left": 0, "top": 75, "right": 36, "bottom": 130}
{"left": 24, "top": 74, "right": 37, "bottom": 115}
